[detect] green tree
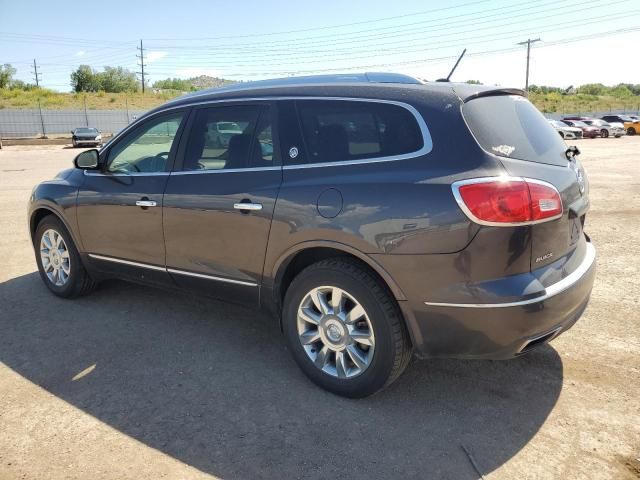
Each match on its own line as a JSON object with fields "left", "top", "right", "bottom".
{"left": 153, "top": 77, "right": 194, "bottom": 91}
{"left": 578, "top": 83, "right": 606, "bottom": 96}
{"left": 70, "top": 65, "right": 100, "bottom": 92}
{"left": 0, "top": 64, "right": 17, "bottom": 89}
{"left": 609, "top": 85, "right": 633, "bottom": 98}
{"left": 95, "top": 66, "right": 138, "bottom": 93}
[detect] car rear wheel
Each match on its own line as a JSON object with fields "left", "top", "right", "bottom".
{"left": 600, "top": 129, "right": 609, "bottom": 138}
{"left": 628, "top": 127, "right": 636, "bottom": 136}
{"left": 34, "top": 215, "right": 96, "bottom": 298}
{"left": 282, "top": 258, "right": 412, "bottom": 398}
{"left": 72, "top": 138, "right": 77, "bottom": 147}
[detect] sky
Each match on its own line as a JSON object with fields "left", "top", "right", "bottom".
{"left": 1, "top": 0, "right": 639, "bottom": 92}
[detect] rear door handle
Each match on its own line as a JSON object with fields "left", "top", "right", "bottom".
{"left": 233, "top": 202, "right": 263, "bottom": 211}
{"left": 136, "top": 200, "right": 157, "bottom": 207}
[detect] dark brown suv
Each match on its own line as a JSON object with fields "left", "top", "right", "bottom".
{"left": 28, "top": 73, "right": 596, "bottom": 397}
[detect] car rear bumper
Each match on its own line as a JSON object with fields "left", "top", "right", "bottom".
{"left": 398, "top": 240, "right": 596, "bottom": 359}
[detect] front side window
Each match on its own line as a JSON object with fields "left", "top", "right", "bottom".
{"left": 182, "top": 105, "right": 276, "bottom": 171}
{"left": 295, "top": 100, "right": 423, "bottom": 165}
{"left": 107, "top": 114, "right": 184, "bottom": 173}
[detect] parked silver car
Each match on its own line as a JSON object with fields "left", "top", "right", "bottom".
{"left": 582, "top": 119, "right": 624, "bottom": 138}
{"left": 547, "top": 120, "right": 583, "bottom": 139}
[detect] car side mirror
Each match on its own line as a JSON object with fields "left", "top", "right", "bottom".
{"left": 74, "top": 149, "right": 99, "bottom": 169}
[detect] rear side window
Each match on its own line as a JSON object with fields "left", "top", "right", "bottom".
{"left": 463, "top": 95, "right": 568, "bottom": 167}
{"left": 294, "top": 100, "right": 423, "bottom": 164}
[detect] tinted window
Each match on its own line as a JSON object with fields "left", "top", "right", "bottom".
{"left": 295, "top": 100, "right": 423, "bottom": 164}
{"left": 182, "top": 105, "right": 276, "bottom": 171}
{"left": 463, "top": 95, "right": 568, "bottom": 167}
{"left": 107, "top": 114, "right": 183, "bottom": 173}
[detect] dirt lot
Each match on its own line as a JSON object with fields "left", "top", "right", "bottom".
{"left": 0, "top": 139, "right": 638, "bottom": 480}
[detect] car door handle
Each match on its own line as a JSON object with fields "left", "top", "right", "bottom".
{"left": 233, "top": 202, "right": 263, "bottom": 211}
{"left": 136, "top": 200, "right": 157, "bottom": 207}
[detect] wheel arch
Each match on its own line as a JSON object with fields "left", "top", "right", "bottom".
{"left": 29, "top": 205, "right": 81, "bottom": 251}
{"left": 271, "top": 241, "right": 407, "bottom": 311}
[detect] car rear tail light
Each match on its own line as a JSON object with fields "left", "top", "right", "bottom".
{"left": 452, "top": 177, "right": 563, "bottom": 226}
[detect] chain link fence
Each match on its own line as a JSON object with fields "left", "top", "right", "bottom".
{"left": 0, "top": 105, "right": 147, "bottom": 138}
{"left": 0, "top": 105, "right": 638, "bottom": 140}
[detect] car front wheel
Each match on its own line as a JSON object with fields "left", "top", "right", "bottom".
{"left": 600, "top": 129, "right": 609, "bottom": 138}
{"left": 34, "top": 215, "right": 96, "bottom": 298}
{"left": 282, "top": 258, "right": 412, "bottom": 398}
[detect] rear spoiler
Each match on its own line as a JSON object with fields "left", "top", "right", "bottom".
{"left": 462, "top": 88, "right": 527, "bottom": 103}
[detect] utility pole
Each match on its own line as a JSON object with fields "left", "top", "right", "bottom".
{"left": 31, "top": 59, "right": 41, "bottom": 87}
{"left": 136, "top": 40, "right": 146, "bottom": 93}
{"left": 517, "top": 38, "right": 541, "bottom": 92}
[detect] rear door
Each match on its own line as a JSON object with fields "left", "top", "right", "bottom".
{"left": 163, "top": 101, "right": 281, "bottom": 305}
{"left": 462, "top": 94, "right": 589, "bottom": 270}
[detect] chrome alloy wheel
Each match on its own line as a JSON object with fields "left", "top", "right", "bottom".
{"left": 297, "top": 286, "right": 375, "bottom": 378}
{"left": 40, "top": 229, "right": 71, "bottom": 287}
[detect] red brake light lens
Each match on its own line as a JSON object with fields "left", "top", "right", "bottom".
{"left": 455, "top": 178, "right": 562, "bottom": 225}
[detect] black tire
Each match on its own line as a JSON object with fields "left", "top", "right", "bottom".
{"left": 600, "top": 129, "right": 609, "bottom": 138}
{"left": 282, "top": 258, "right": 412, "bottom": 398}
{"left": 72, "top": 139, "right": 77, "bottom": 147}
{"left": 628, "top": 127, "right": 636, "bottom": 136}
{"left": 34, "top": 215, "right": 97, "bottom": 298}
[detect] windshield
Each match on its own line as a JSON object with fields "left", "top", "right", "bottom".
{"left": 571, "top": 121, "right": 588, "bottom": 127}
{"left": 463, "top": 94, "right": 568, "bottom": 166}
{"left": 550, "top": 120, "right": 568, "bottom": 127}
{"left": 76, "top": 128, "right": 98, "bottom": 134}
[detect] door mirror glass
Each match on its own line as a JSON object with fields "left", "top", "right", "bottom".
{"left": 74, "top": 149, "right": 99, "bottom": 169}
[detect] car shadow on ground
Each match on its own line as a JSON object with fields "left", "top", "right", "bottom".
{"left": 0, "top": 272, "right": 564, "bottom": 480}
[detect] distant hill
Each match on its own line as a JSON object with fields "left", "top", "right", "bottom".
{"left": 188, "top": 75, "right": 235, "bottom": 89}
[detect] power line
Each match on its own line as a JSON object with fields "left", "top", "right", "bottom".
{"left": 142, "top": 10, "right": 638, "bottom": 69}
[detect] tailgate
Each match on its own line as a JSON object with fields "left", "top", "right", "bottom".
{"left": 462, "top": 93, "right": 590, "bottom": 270}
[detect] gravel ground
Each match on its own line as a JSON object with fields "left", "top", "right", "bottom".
{"left": 0, "top": 139, "right": 638, "bottom": 480}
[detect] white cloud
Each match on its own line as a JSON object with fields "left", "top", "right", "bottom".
{"left": 75, "top": 51, "right": 85, "bottom": 57}
{"left": 146, "top": 51, "right": 168, "bottom": 63}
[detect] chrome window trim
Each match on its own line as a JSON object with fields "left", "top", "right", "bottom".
{"left": 84, "top": 170, "right": 170, "bottom": 177}
{"left": 87, "top": 253, "right": 257, "bottom": 287}
{"left": 172, "top": 166, "right": 281, "bottom": 175}
{"left": 424, "top": 242, "right": 595, "bottom": 308}
{"left": 101, "top": 96, "right": 433, "bottom": 171}
{"left": 451, "top": 176, "right": 564, "bottom": 227}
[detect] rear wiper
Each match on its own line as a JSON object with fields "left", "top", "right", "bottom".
{"left": 565, "top": 146, "right": 580, "bottom": 161}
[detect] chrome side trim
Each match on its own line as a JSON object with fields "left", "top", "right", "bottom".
{"left": 424, "top": 242, "right": 595, "bottom": 308}
{"left": 167, "top": 268, "right": 257, "bottom": 287}
{"left": 88, "top": 253, "right": 258, "bottom": 287}
{"left": 451, "top": 176, "right": 564, "bottom": 227}
{"left": 88, "top": 253, "right": 166, "bottom": 272}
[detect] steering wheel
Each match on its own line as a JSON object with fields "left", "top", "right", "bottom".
{"left": 156, "top": 151, "right": 170, "bottom": 161}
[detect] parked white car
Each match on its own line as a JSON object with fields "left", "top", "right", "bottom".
{"left": 547, "top": 120, "right": 583, "bottom": 139}
{"left": 582, "top": 119, "right": 624, "bottom": 138}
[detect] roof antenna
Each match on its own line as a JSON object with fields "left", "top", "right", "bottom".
{"left": 437, "top": 48, "right": 467, "bottom": 82}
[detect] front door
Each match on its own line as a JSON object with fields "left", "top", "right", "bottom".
{"left": 163, "top": 102, "right": 281, "bottom": 305}
{"left": 77, "top": 111, "right": 187, "bottom": 284}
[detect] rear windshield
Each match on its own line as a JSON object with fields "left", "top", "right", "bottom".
{"left": 463, "top": 95, "right": 568, "bottom": 166}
